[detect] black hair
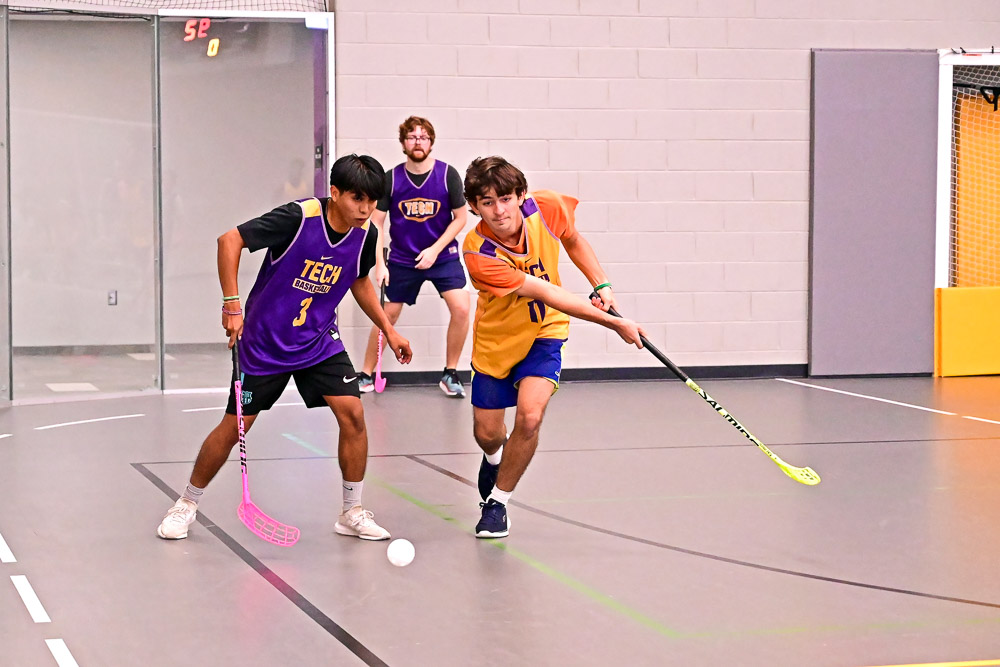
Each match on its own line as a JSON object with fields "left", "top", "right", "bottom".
{"left": 329, "top": 154, "right": 385, "bottom": 201}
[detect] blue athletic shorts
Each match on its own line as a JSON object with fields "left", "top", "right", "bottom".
{"left": 385, "top": 259, "right": 467, "bottom": 306}
{"left": 471, "top": 338, "right": 565, "bottom": 410}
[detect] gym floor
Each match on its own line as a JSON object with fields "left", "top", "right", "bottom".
{"left": 1, "top": 375, "right": 998, "bottom": 666}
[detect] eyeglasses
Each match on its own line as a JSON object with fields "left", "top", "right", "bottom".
{"left": 404, "top": 135, "right": 431, "bottom": 144}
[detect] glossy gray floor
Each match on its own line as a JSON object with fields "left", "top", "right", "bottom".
{"left": 1, "top": 376, "right": 999, "bottom": 667}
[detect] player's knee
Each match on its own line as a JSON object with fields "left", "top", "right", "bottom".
{"left": 449, "top": 295, "right": 470, "bottom": 321}
{"left": 513, "top": 411, "right": 544, "bottom": 438}
{"left": 473, "top": 423, "right": 504, "bottom": 450}
{"left": 339, "top": 405, "right": 366, "bottom": 436}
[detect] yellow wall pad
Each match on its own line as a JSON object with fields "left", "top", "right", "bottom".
{"left": 936, "top": 286, "right": 1000, "bottom": 376}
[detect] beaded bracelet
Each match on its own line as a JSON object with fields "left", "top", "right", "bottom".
{"left": 222, "top": 295, "right": 241, "bottom": 302}
{"left": 593, "top": 282, "right": 612, "bottom": 292}
{"left": 222, "top": 307, "right": 243, "bottom": 316}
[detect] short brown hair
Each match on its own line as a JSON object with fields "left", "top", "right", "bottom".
{"left": 463, "top": 156, "right": 528, "bottom": 204}
{"left": 398, "top": 116, "right": 436, "bottom": 145}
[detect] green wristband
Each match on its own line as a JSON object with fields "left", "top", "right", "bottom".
{"left": 593, "top": 282, "right": 612, "bottom": 292}
{"left": 222, "top": 295, "right": 241, "bottom": 302}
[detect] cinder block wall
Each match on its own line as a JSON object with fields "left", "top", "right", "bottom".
{"left": 332, "top": 0, "right": 1000, "bottom": 374}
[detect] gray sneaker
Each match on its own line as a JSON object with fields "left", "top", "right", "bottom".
{"left": 439, "top": 369, "right": 465, "bottom": 398}
{"left": 357, "top": 372, "right": 374, "bottom": 393}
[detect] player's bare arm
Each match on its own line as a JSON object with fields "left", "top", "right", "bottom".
{"left": 217, "top": 227, "right": 247, "bottom": 348}
{"left": 560, "top": 228, "right": 617, "bottom": 313}
{"left": 350, "top": 275, "right": 413, "bottom": 363}
{"left": 415, "top": 206, "right": 468, "bottom": 269}
{"left": 370, "top": 209, "right": 390, "bottom": 286}
{"left": 514, "top": 274, "right": 644, "bottom": 348}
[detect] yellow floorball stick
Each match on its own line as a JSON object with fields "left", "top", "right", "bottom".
{"left": 600, "top": 298, "right": 820, "bottom": 486}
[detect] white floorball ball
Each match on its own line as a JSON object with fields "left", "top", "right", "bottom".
{"left": 387, "top": 538, "right": 415, "bottom": 567}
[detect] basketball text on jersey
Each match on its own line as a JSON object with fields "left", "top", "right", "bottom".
{"left": 398, "top": 198, "right": 441, "bottom": 222}
{"left": 293, "top": 258, "right": 341, "bottom": 294}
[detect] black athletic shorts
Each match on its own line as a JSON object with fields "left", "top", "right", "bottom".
{"left": 226, "top": 350, "right": 360, "bottom": 416}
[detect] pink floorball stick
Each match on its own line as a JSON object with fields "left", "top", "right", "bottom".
{"left": 233, "top": 341, "right": 300, "bottom": 546}
{"left": 374, "top": 251, "right": 388, "bottom": 393}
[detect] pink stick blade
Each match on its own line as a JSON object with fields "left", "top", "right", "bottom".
{"left": 374, "top": 330, "right": 387, "bottom": 393}
{"left": 234, "top": 366, "right": 299, "bottom": 546}
{"left": 238, "top": 501, "right": 300, "bottom": 547}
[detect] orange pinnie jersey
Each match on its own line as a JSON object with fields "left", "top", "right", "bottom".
{"left": 463, "top": 190, "right": 578, "bottom": 378}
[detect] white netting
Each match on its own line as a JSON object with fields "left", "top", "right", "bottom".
{"left": 950, "top": 64, "right": 1000, "bottom": 287}
{"left": 4, "top": 0, "right": 327, "bottom": 12}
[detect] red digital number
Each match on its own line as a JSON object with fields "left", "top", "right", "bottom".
{"left": 183, "top": 18, "right": 211, "bottom": 42}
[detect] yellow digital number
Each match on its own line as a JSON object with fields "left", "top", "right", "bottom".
{"left": 292, "top": 297, "right": 313, "bottom": 326}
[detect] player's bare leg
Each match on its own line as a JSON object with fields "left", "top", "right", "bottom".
{"left": 474, "top": 376, "right": 554, "bottom": 538}
{"left": 157, "top": 412, "right": 259, "bottom": 539}
{"left": 494, "top": 377, "right": 554, "bottom": 493}
{"left": 473, "top": 406, "right": 507, "bottom": 457}
{"left": 439, "top": 288, "right": 470, "bottom": 397}
{"left": 190, "top": 413, "right": 259, "bottom": 488}
{"left": 441, "top": 288, "right": 470, "bottom": 369}
{"left": 326, "top": 395, "right": 390, "bottom": 540}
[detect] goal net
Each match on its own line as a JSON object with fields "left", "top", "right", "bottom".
{"left": 4, "top": 0, "right": 328, "bottom": 13}
{"left": 949, "top": 64, "right": 1000, "bottom": 287}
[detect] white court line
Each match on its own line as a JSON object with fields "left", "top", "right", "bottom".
{"left": 10, "top": 575, "right": 51, "bottom": 622}
{"left": 163, "top": 387, "right": 228, "bottom": 395}
{"left": 776, "top": 379, "right": 958, "bottom": 415}
{"left": 0, "top": 530, "right": 15, "bottom": 563}
{"left": 35, "top": 414, "right": 145, "bottom": 431}
{"left": 963, "top": 415, "right": 1000, "bottom": 425}
{"left": 182, "top": 402, "right": 305, "bottom": 413}
{"left": 45, "top": 639, "right": 80, "bottom": 667}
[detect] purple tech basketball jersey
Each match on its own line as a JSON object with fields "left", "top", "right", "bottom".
{"left": 387, "top": 160, "right": 459, "bottom": 267}
{"left": 239, "top": 198, "right": 366, "bottom": 375}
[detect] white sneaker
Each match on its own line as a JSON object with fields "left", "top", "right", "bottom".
{"left": 157, "top": 498, "right": 198, "bottom": 539}
{"left": 335, "top": 505, "right": 390, "bottom": 541}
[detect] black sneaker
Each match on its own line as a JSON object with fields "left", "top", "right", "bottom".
{"left": 357, "top": 372, "right": 374, "bottom": 393}
{"left": 475, "top": 499, "right": 509, "bottom": 539}
{"left": 478, "top": 455, "right": 499, "bottom": 502}
{"left": 439, "top": 368, "right": 465, "bottom": 398}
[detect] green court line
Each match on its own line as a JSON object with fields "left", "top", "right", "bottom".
{"left": 366, "top": 473, "right": 684, "bottom": 640}
{"left": 280, "top": 433, "right": 1000, "bottom": 642}
{"left": 281, "top": 432, "right": 331, "bottom": 457}
{"left": 277, "top": 432, "right": 682, "bottom": 638}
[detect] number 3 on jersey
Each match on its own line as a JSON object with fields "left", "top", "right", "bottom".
{"left": 293, "top": 297, "right": 313, "bottom": 326}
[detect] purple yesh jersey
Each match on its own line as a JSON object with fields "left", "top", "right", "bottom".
{"left": 387, "top": 160, "right": 459, "bottom": 267}
{"left": 240, "top": 198, "right": 366, "bottom": 375}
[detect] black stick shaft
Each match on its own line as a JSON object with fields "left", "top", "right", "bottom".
{"left": 601, "top": 300, "right": 690, "bottom": 382}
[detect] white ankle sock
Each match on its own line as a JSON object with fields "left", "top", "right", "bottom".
{"left": 182, "top": 483, "right": 204, "bottom": 504}
{"left": 485, "top": 445, "right": 503, "bottom": 466}
{"left": 342, "top": 480, "right": 363, "bottom": 513}
{"left": 488, "top": 487, "right": 512, "bottom": 506}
